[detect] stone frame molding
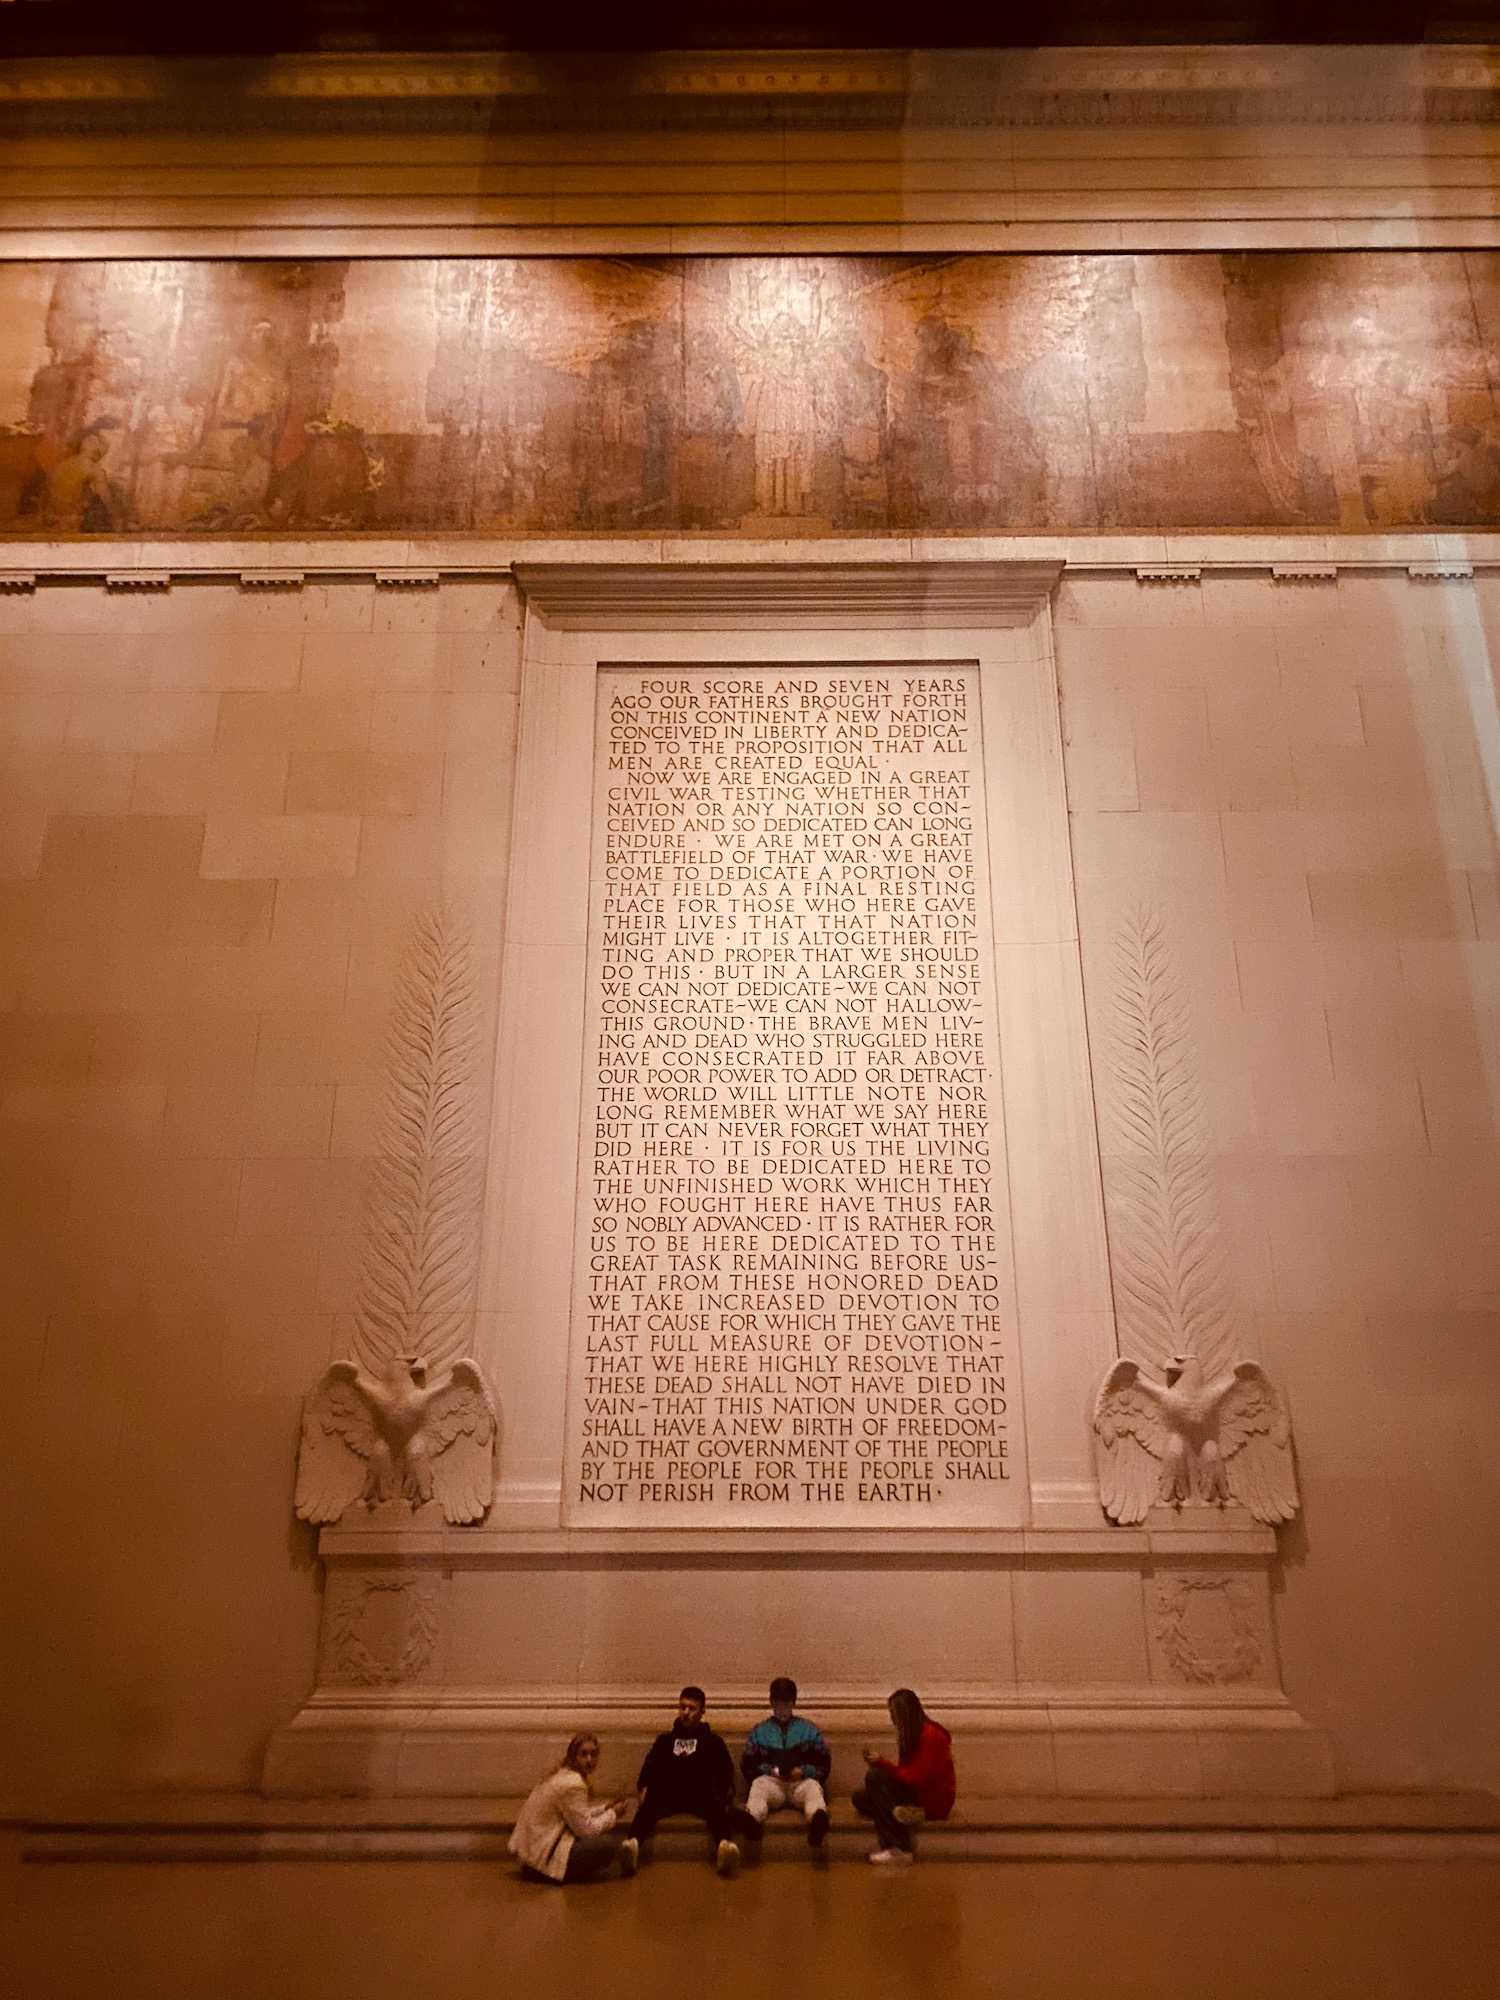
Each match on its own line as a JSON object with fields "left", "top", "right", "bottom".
{"left": 261, "top": 545, "right": 1333, "bottom": 1799}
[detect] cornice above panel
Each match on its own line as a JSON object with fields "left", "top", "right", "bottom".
{"left": 0, "top": 44, "right": 1496, "bottom": 255}
{"left": 0, "top": 537, "right": 1496, "bottom": 588}
{"left": 512, "top": 560, "right": 1064, "bottom": 629}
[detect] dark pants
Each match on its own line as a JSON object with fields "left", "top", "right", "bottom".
{"left": 632, "top": 1789, "right": 741, "bottom": 1856}
{"left": 561, "top": 1832, "right": 623, "bottom": 1883}
{"left": 852, "top": 1767, "right": 922, "bottom": 1851}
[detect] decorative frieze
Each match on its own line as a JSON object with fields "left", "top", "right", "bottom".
{"left": 0, "top": 46, "right": 1495, "bottom": 133}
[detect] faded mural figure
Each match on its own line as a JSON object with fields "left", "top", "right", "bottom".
{"left": 737, "top": 309, "right": 820, "bottom": 518}
{"left": 189, "top": 318, "right": 286, "bottom": 525}
{"left": 76, "top": 328, "right": 144, "bottom": 497}
{"left": 43, "top": 419, "right": 119, "bottom": 532}
{"left": 681, "top": 326, "right": 748, "bottom": 526}
{"left": 578, "top": 319, "right": 674, "bottom": 527}
{"left": 1352, "top": 352, "right": 1439, "bottom": 527}
{"left": 469, "top": 340, "right": 551, "bottom": 528}
{"left": 432, "top": 263, "right": 566, "bottom": 531}
{"left": 824, "top": 331, "right": 891, "bottom": 525}
{"left": 902, "top": 314, "right": 1002, "bottom": 528}
{"left": 28, "top": 270, "right": 100, "bottom": 469}
{"left": 133, "top": 394, "right": 202, "bottom": 526}
{"left": 268, "top": 318, "right": 368, "bottom": 530}
{"left": 1430, "top": 423, "right": 1500, "bottom": 523}
{"left": 0, "top": 422, "right": 42, "bottom": 524}
{"left": 4, "top": 253, "right": 1500, "bottom": 535}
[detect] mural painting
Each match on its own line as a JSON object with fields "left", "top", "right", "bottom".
{"left": 1, "top": 252, "right": 1499, "bottom": 537}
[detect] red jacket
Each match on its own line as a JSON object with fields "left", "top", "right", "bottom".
{"left": 875, "top": 1719, "right": 955, "bottom": 1821}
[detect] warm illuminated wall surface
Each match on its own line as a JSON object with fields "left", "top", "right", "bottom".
{"left": 5, "top": 253, "right": 1500, "bottom": 538}
{"left": 3, "top": 247, "right": 1500, "bottom": 1809}
{"left": 4, "top": 563, "right": 1499, "bottom": 1800}
{"left": 1, "top": 576, "right": 523, "bottom": 1796}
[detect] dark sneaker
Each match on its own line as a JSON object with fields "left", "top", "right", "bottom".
{"left": 807, "top": 1807, "right": 830, "bottom": 1849}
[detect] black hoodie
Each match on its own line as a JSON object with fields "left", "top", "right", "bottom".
{"left": 637, "top": 1720, "right": 735, "bottom": 1809}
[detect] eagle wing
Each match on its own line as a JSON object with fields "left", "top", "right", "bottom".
{"left": 424, "top": 1359, "right": 499, "bottom": 1525}
{"left": 294, "top": 1361, "right": 377, "bottom": 1523}
{"left": 1092, "top": 1359, "right": 1172, "bottom": 1525}
{"left": 1215, "top": 1362, "right": 1299, "bottom": 1524}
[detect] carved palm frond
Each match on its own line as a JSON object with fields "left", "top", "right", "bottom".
{"left": 1101, "top": 907, "right": 1235, "bottom": 1380}
{"left": 353, "top": 906, "right": 485, "bottom": 1374}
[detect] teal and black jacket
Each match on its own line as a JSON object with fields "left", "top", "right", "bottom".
{"left": 741, "top": 1714, "right": 832, "bottom": 1790}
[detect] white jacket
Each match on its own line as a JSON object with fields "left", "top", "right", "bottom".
{"left": 508, "top": 1768, "right": 617, "bottom": 1881}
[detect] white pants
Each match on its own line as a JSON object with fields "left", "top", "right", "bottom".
{"left": 747, "top": 1774, "right": 827, "bottom": 1822}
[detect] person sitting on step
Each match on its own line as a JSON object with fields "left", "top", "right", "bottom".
{"left": 632, "top": 1685, "right": 745, "bottom": 1876}
{"left": 741, "top": 1676, "right": 833, "bottom": 1852}
{"left": 509, "top": 1732, "right": 639, "bottom": 1883}
{"left": 853, "top": 1688, "right": 956, "bottom": 1866}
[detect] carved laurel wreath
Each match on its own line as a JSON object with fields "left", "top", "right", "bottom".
{"left": 1153, "top": 1574, "right": 1262, "bottom": 1685}
{"left": 323, "top": 1575, "right": 442, "bottom": 1687}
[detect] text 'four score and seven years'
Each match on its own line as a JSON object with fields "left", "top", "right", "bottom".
{"left": 566, "top": 664, "right": 1021, "bottom": 1527}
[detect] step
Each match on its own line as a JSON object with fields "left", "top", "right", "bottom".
{"left": 17, "top": 1791, "right": 1500, "bottom": 1864}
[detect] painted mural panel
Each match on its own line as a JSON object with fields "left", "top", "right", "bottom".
{"left": 2, "top": 253, "right": 1499, "bottom": 536}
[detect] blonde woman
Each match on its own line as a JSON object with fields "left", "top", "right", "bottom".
{"left": 509, "top": 1734, "right": 639, "bottom": 1884}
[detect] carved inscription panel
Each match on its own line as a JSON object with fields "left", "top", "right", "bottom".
{"left": 564, "top": 664, "right": 1023, "bottom": 1528}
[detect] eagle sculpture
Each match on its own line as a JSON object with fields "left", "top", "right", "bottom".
{"left": 1092, "top": 1354, "right": 1298, "bottom": 1526}
{"left": 295, "top": 1354, "right": 498, "bottom": 1525}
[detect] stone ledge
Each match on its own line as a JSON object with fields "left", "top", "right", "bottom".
{"left": 261, "top": 1703, "right": 1337, "bottom": 1801}
{"left": 2, "top": 533, "right": 1499, "bottom": 582}
{"left": 20, "top": 1792, "right": 1500, "bottom": 1866}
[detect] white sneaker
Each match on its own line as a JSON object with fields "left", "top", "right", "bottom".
{"left": 716, "top": 1838, "right": 740, "bottom": 1878}
{"left": 869, "top": 1847, "right": 915, "bottom": 1867}
{"left": 892, "top": 1804, "right": 926, "bottom": 1827}
{"left": 618, "top": 1836, "right": 639, "bottom": 1878}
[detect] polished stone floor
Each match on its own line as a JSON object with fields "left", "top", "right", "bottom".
{"left": 4, "top": 1839, "right": 1498, "bottom": 2000}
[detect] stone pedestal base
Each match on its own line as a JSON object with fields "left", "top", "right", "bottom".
{"left": 264, "top": 1516, "right": 1334, "bottom": 1801}
{"left": 265, "top": 1691, "right": 1334, "bottom": 1800}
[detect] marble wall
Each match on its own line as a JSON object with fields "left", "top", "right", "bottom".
{"left": 1061, "top": 565, "right": 1500, "bottom": 1788}
{"left": 2, "top": 550, "right": 1498, "bottom": 1804}
{"left": 5, "top": 254, "right": 1500, "bottom": 539}
{"left": 0, "top": 575, "right": 522, "bottom": 1796}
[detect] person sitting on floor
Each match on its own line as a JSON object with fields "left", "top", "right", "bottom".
{"left": 853, "top": 1688, "right": 956, "bottom": 1867}
{"left": 509, "top": 1732, "right": 639, "bottom": 1884}
{"left": 632, "top": 1685, "right": 745, "bottom": 1876}
{"left": 741, "top": 1676, "right": 832, "bottom": 1852}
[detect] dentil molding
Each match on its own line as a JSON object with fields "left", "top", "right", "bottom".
{"left": 0, "top": 46, "right": 1496, "bottom": 131}
{"left": 0, "top": 539, "right": 1493, "bottom": 594}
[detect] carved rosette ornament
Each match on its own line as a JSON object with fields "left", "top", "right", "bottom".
{"left": 295, "top": 906, "right": 499, "bottom": 1526}
{"left": 1092, "top": 909, "right": 1299, "bottom": 1527}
